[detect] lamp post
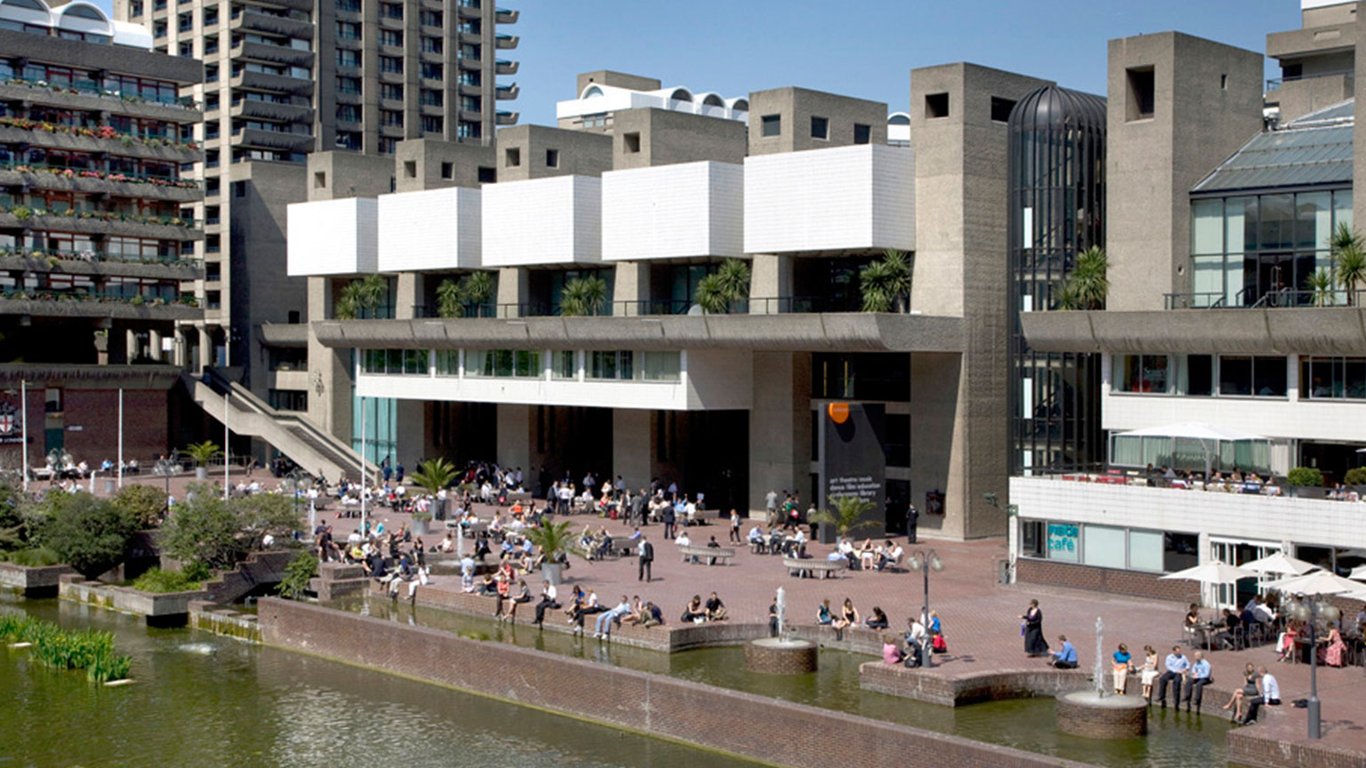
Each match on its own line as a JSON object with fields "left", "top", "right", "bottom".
{"left": 1289, "top": 594, "right": 1340, "bottom": 739}
{"left": 155, "top": 457, "right": 175, "bottom": 515}
{"left": 908, "top": 548, "right": 944, "bottom": 667}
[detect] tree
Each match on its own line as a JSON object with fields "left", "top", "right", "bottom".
{"left": 435, "top": 277, "right": 464, "bottom": 318}
{"left": 33, "top": 493, "right": 139, "bottom": 578}
{"left": 560, "top": 275, "right": 607, "bottom": 316}
{"left": 695, "top": 273, "right": 731, "bottom": 314}
{"left": 1332, "top": 223, "right": 1366, "bottom": 307}
{"left": 278, "top": 551, "right": 318, "bottom": 600}
{"left": 410, "top": 457, "right": 458, "bottom": 497}
{"left": 157, "top": 485, "right": 240, "bottom": 570}
{"left": 1308, "top": 267, "right": 1336, "bottom": 307}
{"left": 334, "top": 274, "right": 388, "bottom": 319}
{"left": 860, "top": 249, "right": 913, "bottom": 313}
{"left": 183, "top": 440, "right": 220, "bottom": 468}
{"left": 461, "top": 270, "right": 495, "bottom": 314}
{"left": 810, "top": 495, "right": 880, "bottom": 539}
{"left": 696, "top": 259, "right": 751, "bottom": 314}
{"left": 1059, "top": 246, "right": 1108, "bottom": 310}
{"left": 525, "top": 519, "right": 575, "bottom": 561}
{"left": 111, "top": 484, "right": 166, "bottom": 529}
{"left": 435, "top": 272, "right": 496, "bottom": 318}
{"left": 231, "top": 493, "right": 300, "bottom": 550}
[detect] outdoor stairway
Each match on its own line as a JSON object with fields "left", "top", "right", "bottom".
{"left": 309, "top": 562, "right": 369, "bottom": 601}
{"left": 185, "top": 368, "right": 379, "bottom": 485}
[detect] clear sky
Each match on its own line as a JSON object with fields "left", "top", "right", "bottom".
{"left": 91, "top": 0, "right": 1301, "bottom": 123}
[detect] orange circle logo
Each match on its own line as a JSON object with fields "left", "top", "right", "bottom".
{"left": 827, "top": 402, "right": 850, "bottom": 424}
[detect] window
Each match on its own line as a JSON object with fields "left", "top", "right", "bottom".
{"left": 545, "top": 149, "right": 559, "bottom": 168}
{"left": 477, "top": 166, "right": 496, "bottom": 183}
{"left": 336, "top": 50, "right": 360, "bottom": 68}
{"left": 925, "top": 92, "right": 949, "bottom": 118}
{"left": 1082, "top": 525, "right": 1127, "bottom": 569}
{"left": 1164, "top": 533, "right": 1198, "bottom": 572}
{"left": 313, "top": 171, "right": 326, "bottom": 189}
{"left": 421, "top": 89, "right": 444, "bottom": 107}
{"left": 435, "top": 350, "right": 459, "bottom": 376}
{"left": 990, "top": 96, "right": 1017, "bottom": 123}
{"left": 638, "top": 352, "right": 680, "bottom": 382}
{"left": 1220, "top": 73, "right": 1228, "bottom": 90}
{"left": 335, "top": 21, "right": 360, "bottom": 40}
{"left": 440, "top": 161, "right": 453, "bottom": 180}
{"left": 381, "top": 110, "right": 403, "bottom": 127}
{"left": 403, "top": 160, "right": 417, "bottom": 179}
{"left": 421, "top": 36, "right": 443, "bottom": 54}
{"left": 760, "top": 114, "right": 781, "bottom": 137}
{"left": 380, "top": 56, "right": 402, "bottom": 74}
{"left": 623, "top": 132, "right": 641, "bottom": 153}
{"left": 420, "top": 9, "right": 442, "bottom": 26}
{"left": 1128, "top": 530, "right": 1164, "bottom": 572}
{"left": 381, "top": 83, "right": 403, "bottom": 101}
{"left": 460, "top": 95, "right": 481, "bottom": 113}
{"left": 504, "top": 148, "right": 521, "bottom": 167}
{"left": 232, "top": 181, "right": 246, "bottom": 198}
{"left": 380, "top": 29, "right": 402, "bottom": 47}
{"left": 1126, "top": 67, "right": 1155, "bottom": 120}
{"left": 422, "top": 115, "right": 444, "bottom": 133}
{"left": 853, "top": 123, "right": 870, "bottom": 144}
{"left": 379, "top": 2, "right": 402, "bottom": 19}
{"left": 269, "top": 390, "right": 307, "bottom": 412}
{"left": 588, "top": 351, "right": 634, "bottom": 380}
{"left": 552, "top": 350, "right": 576, "bottom": 380}
{"left": 402, "top": 349, "right": 427, "bottom": 375}
{"left": 1300, "top": 357, "right": 1366, "bottom": 400}
{"left": 1184, "top": 355, "right": 1214, "bottom": 396}
{"left": 1020, "top": 520, "right": 1045, "bottom": 558}
{"left": 466, "top": 350, "right": 540, "bottom": 378}
{"left": 810, "top": 115, "right": 828, "bottom": 140}
{"left": 336, "top": 76, "right": 361, "bottom": 94}
{"left": 1113, "top": 354, "right": 1170, "bottom": 393}
{"left": 1218, "top": 356, "right": 1286, "bottom": 397}
{"left": 1046, "top": 522, "right": 1079, "bottom": 562}
{"left": 336, "top": 104, "right": 360, "bottom": 123}
{"left": 422, "top": 62, "right": 444, "bottom": 80}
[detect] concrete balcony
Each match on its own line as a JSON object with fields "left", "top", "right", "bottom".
{"left": 495, "top": 7, "right": 518, "bottom": 23}
{"left": 0, "top": 252, "right": 201, "bottom": 281}
{"left": 495, "top": 110, "right": 518, "bottom": 126}
{"left": 1267, "top": 23, "right": 1357, "bottom": 61}
{"left": 496, "top": 83, "right": 519, "bottom": 100}
{"left": 234, "top": 40, "right": 314, "bottom": 68}
{"left": 0, "top": 82, "right": 201, "bottom": 124}
{"left": 602, "top": 161, "right": 742, "bottom": 262}
{"left": 377, "top": 187, "right": 481, "bottom": 272}
{"left": 0, "top": 169, "right": 202, "bottom": 204}
{"left": 1019, "top": 307, "right": 1366, "bottom": 356}
{"left": 481, "top": 175, "right": 598, "bottom": 267}
{"left": 495, "top": 59, "right": 519, "bottom": 76}
{"left": 495, "top": 33, "right": 518, "bottom": 50}
{"left": 0, "top": 212, "right": 203, "bottom": 242}
{"left": 0, "top": 125, "right": 201, "bottom": 164}
{"left": 232, "top": 69, "right": 314, "bottom": 96}
{"left": 230, "top": 99, "right": 315, "bottom": 124}
{"left": 231, "top": 127, "right": 314, "bottom": 154}
{"left": 232, "top": 7, "right": 314, "bottom": 39}
{"left": 744, "top": 143, "right": 915, "bottom": 254}
{"left": 0, "top": 294, "right": 200, "bottom": 321}
{"left": 287, "top": 197, "right": 378, "bottom": 276}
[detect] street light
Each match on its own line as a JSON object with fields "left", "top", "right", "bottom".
{"left": 1288, "top": 594, "right": 1340, "bottom": 739}
{"left": 154, "top": 457, "right": 176, "bottom": 516}
{"left": 908, "top": 548, "right": 944, "bottom": 667}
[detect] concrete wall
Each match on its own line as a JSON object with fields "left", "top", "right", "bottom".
{"left": 612, "top": 408, "right": 651, "bottom": 495}
{"left": 495, "top": 403, "right": 530, "bottom": 471}
{"left": 747, "top": 87, "right": 888, "bottom": 156}
{"left": 306, "top": 276, "right": 354, "bottom": 444}
{"left": 609, "top": 107, "right": 748, "bottom": 170}
{"left": 306, "top": 152, "right": 393, "bottom": 202}
{"left": 287, "top": 197, "right": 379, "bottom": 276}
{"left": 602, "top": 161, "right": 743, "bottom": 261}
{"left": 393, "top": 139, "right": 496, "bottom": 192}
{"left": 748, "top": 352, "right": 811, "bottom": 512}
{"left": 377, "top": 187, "right": 482, "bottom": 271}
{"left": 496, "top": 124, "right": 612, "bottom": 181}
{"left": 258, "top": 598, "right": 1088, "bottom": 768}
{"left": 482, "top": 176, "right": 602, "bottom": 267}
{"left": 1016, "top": 559, "right": 1193, "bottom": 603}
{"left": 1106, "top": 32, "right": 1263, "bottom": 311}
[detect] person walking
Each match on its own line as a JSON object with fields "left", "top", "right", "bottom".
{"left": 662, "top": 504, "right": 676, "bottom": 540}
{"left": 1022, "top": 599, "right": 1048, "bottom": 657}
{"left": 637, "top": 535, "right": 654, "bottom": 582}
{"left": 906, "top": 502, "right": 919, "bottom": 544}
{"left": 728, "top": 509, "right": 742, "bottom": 544}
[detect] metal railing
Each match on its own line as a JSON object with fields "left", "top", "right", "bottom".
{"left": 1166, "top": 287, "right": 1366, "bottom": 310}
{"left": 1266, "top": 68, "right": 1355, "bottom": 93}
{"left": 400, "top": 296, "right": 881, "bottom": 320}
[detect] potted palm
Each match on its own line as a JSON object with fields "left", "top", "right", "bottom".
{"left": 408, "top": 457, "right": 458, "bottom": 535}
{"left": 525, "top": 519, "right": 574, "bottom": 585}
{"left": 1057, "top": 246, "right": 1108, "bottom": 310}
{"left": 696, "top": 258, "right": 751, "bottom": 314}
{"left": 1331, "top": 224, "right": 1366, "bottom": 306}
{"left": 859, "top": 249, "right": 913, "bottom": 313}
{"left": 809, "top": 495, "right": 880, "bottom": 545}
{"left": 559, "top": 275, "right": 607, "bottom": 317}
{"left": 183, "top": 440, "right": 220, "bottom": 480}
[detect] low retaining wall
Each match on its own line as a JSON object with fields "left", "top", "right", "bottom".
{"left": 859, "top": 661, "right": 1092, "bottom": 706}
{"left": 58, "top": 574, "right": 208, "bottom": 623}
{"left": 1016, "top": 559, "right": 1190, "bottom": 603}
{"left": 204, "top": 550, "right": 295, "bottom": 604}
{"left": 0, "top": 563, "right": 74, "bottom": 597}
{"left": 1226, "top": 721, "right": 1366, "bottom": 768}
{"left": 188, "top": 600, "right": 261, "bottom": 642}
{"left": 259, "top": 598, "right": 1089, "bottom": 768}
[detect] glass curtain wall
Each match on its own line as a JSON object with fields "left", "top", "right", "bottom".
{"left": 1007, "top": 86, "right": 1107, "bottom": 475}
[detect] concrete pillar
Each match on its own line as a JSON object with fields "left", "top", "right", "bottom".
{"left": 748, "top": 352, "right": 811, "bottom": 513}
{"left": 496, "top": 267, "right": 529, "bottom": 317}
{"left": 306, "top": 277, "right": 353, "bottom": 443}
{"left": 124, "top": 329, "right": 137, "bottom": 363}
{"left": 909, "top": 353, "right": 962, "bottom": 539}
{"left": 196, "top": 324, "right": 214, "bottom": 370}
{"left": 148, "top": 329, "right": 163, "bottom": 362}
{"left": 613, "top": 261, "right": 648, "bottom": 316}
{"left": 749, "top": 254, "right": 792, "bottom": 315}
{"left": 395, "top": 399, "right": 425, "bottom": 468}
{"left": 612, "top": 408, "right": 651, "bottom": 493}
{"left": 496, "top": 403, "right": 531, "bottom": 471}
{"left": 394, "top": 272, "right": 425, "bottom": 319}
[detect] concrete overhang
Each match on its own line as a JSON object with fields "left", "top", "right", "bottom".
{"left": 0, "top": 363, "right": 181, "bottom": 388}
{"left": 1267, "top": 24, "right": 1357, "bottom": 61}
{"left": 312, "top": 313, "right": 964, "bottom": 353}
{"left": 258, "top": 322, "right": 309, "bottom": 347}
{"left": 1021, "top": 308, "right": 1366, "bottom": 355}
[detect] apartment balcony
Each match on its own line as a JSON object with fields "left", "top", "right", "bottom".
{"left": 377, "top": 187, "right": 481, "bottom": 272}
{"left": 456, "top": 1, "right": 483, "bottom": 18}
{"left": 0, "top": 168, "right": 202, "bottom": 205}
{"left": 231, "top": 7, "right": 314, "bottom": 39}
{"left": 603, "top": 161, "right": 742, "bottom": 262}
{"left": 0, "top": 212, "right": 202, "bottom": 242}
{"left": 0, "top": 250, "right": 201, "bottom": 281}
{"left": 234, "top": 40, "right": 315, "bottom": 69}
{"left": 0, "top": 290, "right": 201, "bottom": 322}
{"left": 495, "top": 83, "right": 519, "bottom": 100}
{"left": 495, "top": 110, "right": 518, "bottom": 126}
{"left": 495, "top": 59, "right": 519, "bottom": 76}
{"left": 0, "top": 363, "right": 184, "bottom": 388}
{"left": 230, "top": 99, "right": 315, "bottom": 124}
{"left": 286, "top": 197, "right": 377, "bottom": 277}
{"left": 260, "top": 0, "right": 313, "bottom": 13}
{"left": 232, "top": 70, "right": 314, "bottom": 97}
{"left": 495, "top": 7, "right": 518, "bottom": 23}
{"left": 230, "top": 127, "right": 314, "bottom": 154}
{"left": 495, "top": 33, "right": 518, "bottom": 50}
{"left": 744, "top": 144, "right": 914, "bottom": 254}
{"left": 0, "top": 82, "right": 201, "bottom": 124}
{"left": 1267, "top": 23, "right": 1358, "bottom": 61}
{"left": 0, "top": 125, "right": 201, "bottom": 165}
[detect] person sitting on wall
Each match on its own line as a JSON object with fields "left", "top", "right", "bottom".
{"left": 748, "top": 525, "right": 767, "bottom": 553}
{"left": 865, "top": 606, "right": 890, "bottom": 630}
{"left": 681, "top": 594, "right": 707, "bottom": 624}
{"left": 1049, "top": 634, "right": 1079, "bottom": 669}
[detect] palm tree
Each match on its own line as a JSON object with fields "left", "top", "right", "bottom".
{"left": 1308, "top": 267, "right": 1336, "bottom": 307}
{"left": 334, "top": 274, "right": 388, "bottom": 319}
{"left": 461, "top": 270, "right": 495, "bottom": 316}
{"left": 410, "top": 457, "right": 458, "bottom": 497}
{"left": 715, "top": 258, "right": 751, "bottom": 304}
{"left": 1333, "top": 223, "right": 1366, "bottom": 306}
{"left": 695, "top": 273, "right": 731, "bottom": 314}
{"left": 559, "top": 275, "right": 607, "bottom": 316}
{"left": 1060, "top": 246, "right": 1108, "bottom": 310}
{"left": 333, "top": 280, "right": 362, "bottom": 320}
{"left": 435, "top": 278, "right": 464, "bottom": 318}
{"left": 525, "top": 519, "right": 576, "bottom": 584}
{"left": 809, "top": 495, "right": 879, "bottom": 539}
{"left": 859, "top": 249, "right": 913, "bottom": 313}
{"left": 183, "top": 440, "right": 221, "bottom": 468}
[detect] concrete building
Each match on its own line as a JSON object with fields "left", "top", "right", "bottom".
{"left": 1011, "top": 3, "right": 1366, "bottom": 607}
{"left": 0, "top": 0, "right": 203, "bottom": 465}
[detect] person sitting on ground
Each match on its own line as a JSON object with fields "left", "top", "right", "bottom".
{"left": 640, "top": 600, "right": 664, "bottom": 628}
{"left": 882, "top": 633, "right": 904, "bottom": 665}
{"left": 532, "top": 581, "right": 559, "bottom": 626}
{"left": 593, "top": 595, "right": 633, "bottom": 639}
{"left": 705, "top": 591, "right": 728, "bottom": 621}
{"left": 832, "top": 598, "right": 858, "bottom": 639}
{"left": 866, "top": 605, "right": 890, "bottom": 630}
{"left": 476, "top": 574, "right": 498, "bottom": 597}
{"left": 1221, "top": 662, "right": 1259, "bottom": 723}
{"left": 681, "top": 595, "right": 707, "bottom": 624}
{"left": 1049, "top": 634, "right": 1079, "bottom": 669}
{"left": 1240, "top": 665, "right": 1281, "bottom": 724}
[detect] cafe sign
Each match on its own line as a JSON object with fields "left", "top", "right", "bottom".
{"left": 1047, "top": 522, "right": 1080, "bottom": 562}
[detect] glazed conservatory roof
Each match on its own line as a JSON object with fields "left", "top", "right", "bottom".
{"left": 1192, "top": 99, "right": 1354, "bottom": 193}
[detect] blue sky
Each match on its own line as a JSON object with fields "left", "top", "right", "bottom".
{"left": 93, "top": 0, "right": 1299, "bottom": 123}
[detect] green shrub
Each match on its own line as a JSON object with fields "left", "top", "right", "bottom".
{"left": 0, "top": 612, "right": 131, "bottom": 683}
{"left": 32, "top": 493, "right": 138, "bottom": 578}
{"left": 1287, "top": 466, "right": 1325, "bottom": 488}
{"left": 130, "top": 567, "right": 204, "bottom": 593}
{"left": 158, "top": 484, "right": 300, "bottom": 571}
{"left": 1345, "top": 467, "right": 1366, "bottom": 486}
{"left": 277, "top": 550, "right": 318, "bottom": 600}
{"left": 2, "top": 547, "right": 61, "bottom": 567}
{"left": 111, "top": 484, "right": 166, "bottom": 529}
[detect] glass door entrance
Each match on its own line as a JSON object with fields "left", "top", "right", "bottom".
{"left": 1209, "top": 539, "right": 1278, "bottom": 608}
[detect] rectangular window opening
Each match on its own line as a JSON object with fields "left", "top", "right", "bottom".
{"left": 1126, "top": 67, "right": 1155, "bottom": 120}
{"left": 760, "top": 114, "right": 781, "bottom": 137}
{"left": 925, "top": 92, "right": 949, "bottom": 119}
{"left": 990, "top": 96, "right": 1017, "bottom": 123}
{"left": 810, "top": 115, "right": 829, "bottom": 140}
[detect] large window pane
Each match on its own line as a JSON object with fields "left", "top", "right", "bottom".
{"left": 1129, "top": 529, "right": 1164, "bottom": 572}
{"left": 1021, "top": 520, "right": 1045, "bottom": 558}
{"left": 1185, "top": 355, "right": 1213, "bottom": 396}
{"left": 435, "top": 350, "right": 459, "bottom": 376}
{"left": 553, "top": 350, "right": 576, "bottom": 380}
{"left": 1252, "top": 356, "right": 1286, "bottom": 397}
{"left": 1298, "top": 191, "right": 1332, "bottom": 251}
{"left": 1046, "top": 522, "right": 1080, "bottom": 563}
{"left": 1259, "top": 194, "right": 1294, "bottom": 250}
{"left": 1192, "top": 199, "right": 1224, "bottom": 255}
{"left": 1219, "top": 356, "right": 1252, "bottom": 396}
{"left": 513, "top": 350, "right": 540, "bottom": 378}
{"left": 1083, "top": 525, "right": 1127, "bottom": 568}
{"left": 639, "top": 351, "right": 680, "bottom": 381}
{"left": 465, "top": 349, "right": 491, "bottom": 377}
{"left": 1114, "top": 354, "right": 1169, "bottom": 393}
{"left": 1192, "top": 255, "right": 1224, "bottom": 304}
{"left": 1163, "top": 532, "right": 1199, "bottom": 573}
{"left": 1335, "top": 190, "right": 1354, "bottom": 234}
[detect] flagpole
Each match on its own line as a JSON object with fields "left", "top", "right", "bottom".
{"left": 223, "top": 388, "right": 230, "bottom": 499}
{"left": 360, "top": 395, "right": 367, "bottom": 535}
{"left": 19, "top": 379, "right": 27, "bottom": 493}
{"left": 117, "top": 388, "right": 124, "bottom": 489}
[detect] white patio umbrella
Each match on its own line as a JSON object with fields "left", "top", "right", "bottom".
{"left": 1347, "top": 564, "right": 1366, "bottom": 581}
{"left": 1160, "top": 560, "right": 1258, "bottom": 585}
{"left": 1115, "top": 422, "right": 1266, "bottom": 477}
{"left": 1240, "top": 552, "right": 1319, "bottom": 577}
{"left": 1262, "top": 570, "right": 1363, "bottom": 596}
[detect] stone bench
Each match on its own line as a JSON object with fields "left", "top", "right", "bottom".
{"left": 679, "top": 545, "right": 735, "bottom": 565}
{"left": 783, "top": 556, "right": 843, "bottom": 579}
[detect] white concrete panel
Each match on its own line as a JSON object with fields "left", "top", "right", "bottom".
{"left": 683, "top": 349, "right": 753, "bottom": 409}
{"left": 357, "top": 372, "right": 692, "bottom": 410}
{"left": 482, "top": 176, "right": 602, "bottom": 267}
{"left": 602, "top": 162, "right": 744, "bottom": 262}
{"left": 1010, "top": 476, "right": 1366, "bottom": 550}
{"left": 744, "top": 144, "right": 914, "bottom": 254}
{"left": 377, "top": 187, "right": 481, "bottom": 272}
{"left": 287, "top": 197, "right": 378, "bottom": 277}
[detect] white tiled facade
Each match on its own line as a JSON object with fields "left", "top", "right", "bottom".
{"left": 286, "top": 197, "right": 379, "bottom": 277}
{"left": 482, "top": 176, "right": 603, "bottom": 267}
{"left": 744, "top": 143, "right": 915, "bottom": 254}
{"left": 377, "top": 188, "right": 482, "bottom": 272}
{"left": 601, "top": 161, "right": 744, "bottom": 262}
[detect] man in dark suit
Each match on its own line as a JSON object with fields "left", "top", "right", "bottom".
{"left": 638, "top": 536, "right": 654, "bottom": 582}
{"left": 906, "top": 503, "right": 920, "bottom": 544}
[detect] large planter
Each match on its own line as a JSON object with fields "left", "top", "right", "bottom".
{"left": 412, "top": 518, "right": 429, "bottom": 537}
{"left": 195, "top": 466, "right": 207, "bottom": 480}
{"left": 540, "top": 562, "right": 564, "bottom": 586}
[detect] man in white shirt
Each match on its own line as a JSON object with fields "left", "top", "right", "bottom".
{"left": 1242, "top": 666, "right": 1281, "bottom": 724}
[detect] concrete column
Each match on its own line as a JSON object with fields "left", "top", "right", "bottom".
{"left": 749, "top": 254, "right": 792, "bottom": 315}
{"left": 124, "top": 329, "right": 137, "bottom": 363}
{"left": 496, "top": 268, "right": 529, "bottom": 317}
{"left": 748, "top": 352, "right": 811, "bottom": 513}
{"left": 613, "top": 261, "right": 648, "bottom": 316}
{"left": 496, "top": 403, "right": 531, "bottom": 471}
{"left": 909, "top": 352, "right": 962, "bottom": 539}
{"left": 196, "top": 324, "right": 214, "bottom": 370}
{"left": 148, "top": 329, "right": 163, "bottom": 362}
{"left": 394, "top": 272, "right": 425, "bottom": 319}
{"left": 306, "top": 277, "right": 353, "bottom": 443}
{"left": 612, "top": 408, "right": 651, "bottom": 493}
{"left": 394, "top": 399, "right": 425, "bottom": 468}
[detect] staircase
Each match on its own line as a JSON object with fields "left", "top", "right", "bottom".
{"left": 185, "top": 368, "right": 378, "bottom": 484}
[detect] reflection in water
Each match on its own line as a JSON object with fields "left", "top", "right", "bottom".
{"left": 357, "top": 597, "right": 1232, "bottom": 768}
{"left": 0, "top": 597, "right": 758, "bottom": 768}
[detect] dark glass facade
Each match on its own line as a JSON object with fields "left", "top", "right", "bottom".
{"left": 1007, "top": 86, "right": 1107, "bottom": 475}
